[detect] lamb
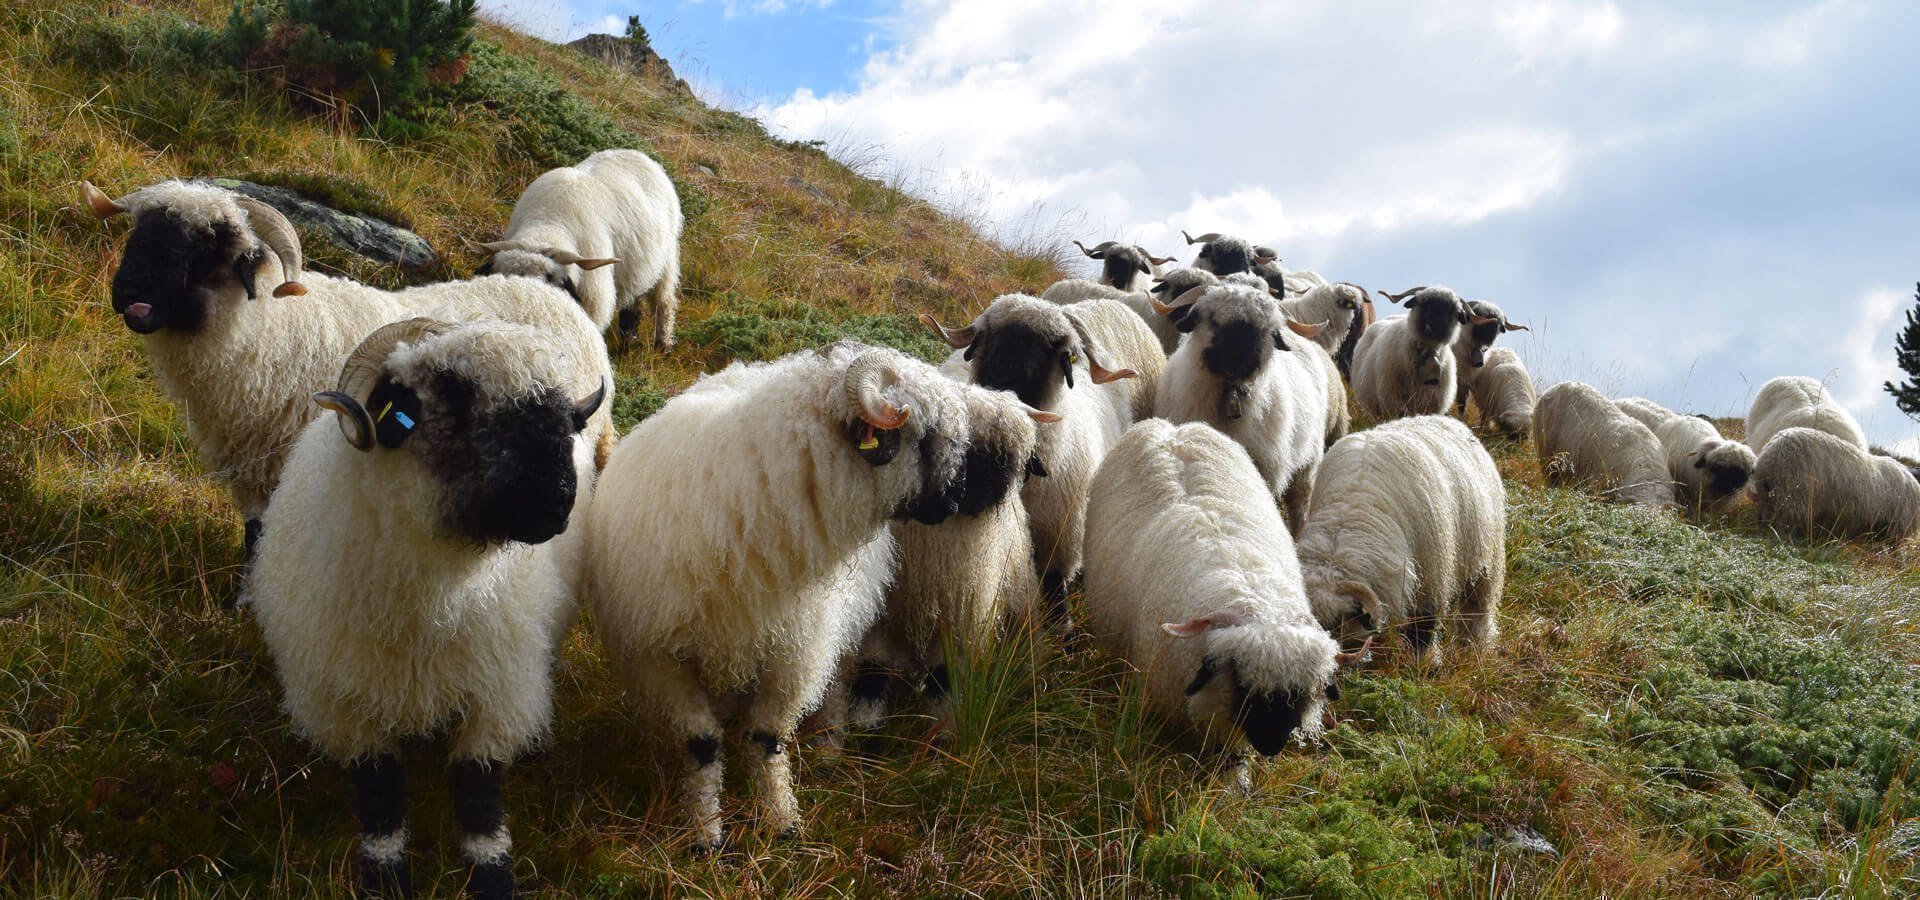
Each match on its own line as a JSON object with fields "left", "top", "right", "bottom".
{"left": 1182, "top": 230, "right": 1277, "bottom": 277}
{"left": 1072, "top": 238, "right": 1176, "bottom": 292}
{"left": 1750, "top": 426, "right": 1920, "bottom": 543}
{"left": 580, "top": 343, "right": 975, "bottom": 850}
{"left": 1297, "top": 416, "right": 1506, "bottom": 666}
{"left": 922, "top": 294, "right": 1165, "bottom": 625}
{"left": 1039, "top": 277, "right": 1180, "bottom": 355}
{"left": 1745, "top": 375, "right": 1867, "bottom": 453}
{"left": 1533, "top": 381, "right": 1677, "bottom": 508}
{"left": 1151, "top": 282, "right": 1344, "bottom": 533}
{"left": 1463, "top": 347, "right": 1535, "bottom": 436}
{"left": 474, "top": 148, "right": 684, "bottom": 349}
{"left": 81, "top": 179, "right": 617, "bottom": 561}
{"left": 1447, "top": 300, "right": 1528, "bottom": 414}
{"left": 1083, "top": 419, "right": 1356, "bottom": 786}
{"left": 250, "top": 318, "right": 609, "bottom": 898}
{"left": 1351, "top": 286, "right": 1493, "bottom": 421}
{"left": 847, "top": 381, "right": 1053, "bottom": 733}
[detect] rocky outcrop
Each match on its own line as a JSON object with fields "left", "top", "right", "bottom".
{"left": 202, "top": 178, "right": 436, "bottom": 271}
{"left": 568, "top": 30, "right": 693, "bottom": 97}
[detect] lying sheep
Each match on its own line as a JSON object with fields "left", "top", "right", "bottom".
{"left": 924, "top": 295, "right": 1164, "bottom": 625}
{"left": 1183, "top": 230, "right": 1276, "bottom": 277}
{"left": 1534, "top": 381, "right": 1677, "bottom": 509}
{"left": 582, "top": 343, "right": 972, "bottom": 850}
{"left": 1463, "top": 347, "right": 1535, "bottom": 436}
{"left": 252, "top": 318, "right": 608, "bottom": 898}
{"left": 1750, "top": 427, "right": 1920, "bottom": 542}
{"left": 1448, "top": 300, "right": 1527, "bottom": 413}
{"left": 847, "top": 380, "right": 1053, "bottom": 734}
{"left": 1151, "top": 283, "right": 1342, "bottom": 533}
{"left": 82, "top": 179, "right": 616, "bottom": 562}
{"left": 1298, "top": 415, "right": 1505, "bottom": 666}
{"left": 1351, "top": 286, "right": 1493, "bottom": 421}
{"left": 1039, "top": 278, "right": 1180, "bottom": 355}
{"left": 475, "top": 148, "right": 684, "bottom": 348}
{"left": 1072, "top": 239, "right": 1175, "bottom": 292}
{"left": 1746, "top": 375, "right": 1867, "bottom": 453}
{"left": 1083, "top": 419, "right": 1356, "bottom": 785}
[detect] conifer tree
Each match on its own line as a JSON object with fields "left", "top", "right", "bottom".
{"left": 1883, "top": 283, "right": 1920, "bottom": 419}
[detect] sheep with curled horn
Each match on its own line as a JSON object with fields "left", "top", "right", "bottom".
{"left": 472, "top": 148, "right": 683, "bottom": 349}
{"left": 79, "top": 179, "right": 616, "bottom": 568}
{"left": 921, "top": 294, "right": 1164, "bottom": 628}
{"left": 1181, "top": 230, "right": 1276, "bottom": 277}
{"left": 1449, "top": 299, "right": 1529, "bottom": 416}
{"left": 1072, "top": 238, "right": 1178, "bottom": 293}
{"left": 1150, "top": 282, "right": 1345, "bottom": 534}
{"left": 1351, "top": 285, "right": 1497, "bottom": 421}
{"left": 250, "top": 317, "right": 610, "bottom": 899}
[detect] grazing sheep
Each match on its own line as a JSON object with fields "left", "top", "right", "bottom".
{"left": 847, "top": 382, "right": 1054, "bottom": 734}
{"left": 1448, "top": 300, "right": 1527, "bottom": 413}
{"left": 1298, "top": 416, "right": 1505, "bottom": 666}
{"left": 1182, "top": 230, "right": 1277, "bottom": 277}
{"left": 473, "top": 149, "right": 683, "bottom": 348}
{"left": 1351, "top": 286, "right": 1492, "bottom": 421}
{"left": 581, "top": 343, "right": 973, "bottom": 850}
{"left": 1534, "top": 381, "right": 1677, "bottom": 509}
{"left": 1464, "top": 347, "right": 1535, "bottom": 436}
{"left": 1083, "top": 419, "right": 1356, "bottom": 784}
{"left": 1749, "top": 427, "right": 1920, "bottom": 542}
{"left": 1612, "top": 396, "right": 1672, "bottom": 433}
{"left": 923, "top": 295, "right": 1164, "bottom": 625}
{"left": 1746, "top": 375, "right": 1867, "bottom": 453}
{"left": 1657, "top": 414, "right": 1757, "bottom": 512}
{"left": 1072, "top": 239, "right": 1176, "bottom": 292}
{"left": 81, "top": 179, "right": 616, "bottom": 562}
{"left": 1151, "top": 283, "right": 1342, "bottom": 533}
{"left": 251, "top": 318, "right": 609, "bottom": 898}
{"left": 1039, "top": 278, "right": 1180, "bottom": 356}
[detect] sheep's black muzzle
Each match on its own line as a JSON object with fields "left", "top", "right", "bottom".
{"left": 973, "top": 325, "right": 1061, "bottom": 410}
{"left": 427, "top": 380, "right": 582, "bottom": 546}
{"left": 1237, "top": 689, "right": 1307, "bottom": 757}
{"left": 900, "top": 434, "right": 966, "bottom": 525}
{"left": 1706, "top": 462, "right": 1750, "bottom": 497}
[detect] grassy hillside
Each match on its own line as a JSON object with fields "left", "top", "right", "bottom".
{"left": 4, "top": 2, "right": 1919, "bottom": 896}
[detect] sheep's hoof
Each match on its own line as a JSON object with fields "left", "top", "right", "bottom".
{"left": 688, "top": 837, "right": 726, "bottom": 859}
{"left": 773, "top": 821, "right": 803, "bottom": 842}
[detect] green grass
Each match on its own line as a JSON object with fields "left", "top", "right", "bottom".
{"left": 4, "top": 0, "right": 1919, "bottom": 896}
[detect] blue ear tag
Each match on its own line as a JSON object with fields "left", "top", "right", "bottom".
{"left": 376, "top": 400, "right": 416, "bottom": 432}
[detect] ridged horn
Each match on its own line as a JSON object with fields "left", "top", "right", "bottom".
{"left": 233, "top": 197, "right": 307, "bottom": 298}
{"left": 844, "top": 350, "right": 910, "bottom": 430}
{"left": 1377, "top": 286, "right": 1428, "bottom": 305}
{"left": 542, "top": 248, "right": 621, "bottom": 270}
{"left": 918, "top": 312, "right": 977, "bottom": 349}
{"left": 1073, "top": 239, "right": 1119, "bottom": 258}
{"left": 1182, "top": 230, "right": 1222, "bottom": 245}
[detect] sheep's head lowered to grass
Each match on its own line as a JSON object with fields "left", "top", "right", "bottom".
{"left": 469, "top": 239, "right": 619, "bottom": 306}
{"left": 921, "top": 294, "right": 1137, "bottom": 411}
{"left": 83, "top": 180, "right": 306, "bottom": 335}
{"left": 1163, "top": 608, "right": 1361, "bottom": 756}
{"left": 313, "top": 318, "right": 606, "bottom": 546}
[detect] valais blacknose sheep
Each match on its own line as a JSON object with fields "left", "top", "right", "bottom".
{"left": 1182, "top": 230, "right": 1276, "bottom": 278}
{"left": 81, "top": 179, "right": 616, "bottom": 561}
{"left": 1151, "top": 282, "right": 1344, "bottom": 533}
{"left": 250, "top": 318, "right": 609, "bottom": 899}
{"left": 1463, "top": 347, "right": 1536, "bottom": 436}
{"left": 1448, "top": 300, "right": 1527, "bottom": 414}
{"left": 581, "top": 343, "right": 973, "bottom": 850}
{"left": 1745, "top": 375, "right": 1867, "bottom": 453}
{"left": 1083, "top": 420, "right": 1358, "bottom": 786}
{"left": 1280, "top": 281, "right": 1372, "bottom": 367}
{"left": 1352, "top": 286, "right": 1495, "bottom": 421}
{"left": 1750, "top": 426, "right": 1920, "bottom": 542}
{"left": 1534, "top": 381, "right": 1677, "bottom": 509}
{"left": 1298, "top": 416, "right": 1505, "bottom": 666}
{"left": 922, "top": 294, "right": 1164, "bottom": 625}
{"left": 1614, "top": 397, "right": 1755, "bottom": 513}
{"left": 1072, "top": 238, "right": 1176, "bottom": 292}
{"left": 474, "top": 148, "right": 683, "bottom": 348}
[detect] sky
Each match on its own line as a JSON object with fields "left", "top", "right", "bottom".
{"left": 485, "top": 0, "right": 1920, "bottom": 449}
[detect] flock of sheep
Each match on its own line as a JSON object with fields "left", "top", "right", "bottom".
{"left": 76, "top": 147, "right": 1916, "bottom": 898}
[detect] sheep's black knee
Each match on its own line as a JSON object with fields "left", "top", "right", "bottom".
{"left": 851, "top": 661, "right": 891, "bottom": 706}
{"left": 687, "top": 733, "right": 721, "bottom": 769}
{"left": 1404, "top": 613, "right": 1437, "bottom": 652}
{"left": 349, "top": 754, "right": 410, "bottom": 898}
{"left": 617, "top": 306, "right": 641, "bottom": 342}
{"left": 243, "top": 517, "right": 262, "bottom": 563}
{"left": 748, "top": 729, "right": 784, "bottom": 757}
{"left": 449, "top": 759, "right": 513, "bottom": 900}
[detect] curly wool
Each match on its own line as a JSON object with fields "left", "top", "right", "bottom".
{"left": 1535, "top": 381, "right": 1677, "bottom": 509}
{"left": 1040, "top": 278, "right": 1180, "bottom": 355}
{"left": 1465, "top": 347, "right": 1534, "bottom": 435}
{"left": 1351, "top": 315, "right": 1458, "bottom": 420}
{"left": 1750, "top": 427, "right": 1920, "bottom": 542}
{"left": 1746, "top": 375, "right": 1866, "bottom": 453}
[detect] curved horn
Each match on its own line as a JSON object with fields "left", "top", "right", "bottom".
{"left": 1182, "top": 230, "right": 1221, "bottom": 245}
{"left": 574, "top": 376, "right": 608, "bottom": 423}
{"left": 312, "top": 391, "right": 374, "bottom": 452}
{"left": 843, "top": 350, "right": 910, "bottom": 430}
{"left": 1150, "top": 297, "right": 1179, "bottom": 316}
{"left": 1377, "top": 286, "right": 1428, "bottom": 305}
{"left": 918, "top": 312, "right": 977, "bottom": 349}
{"left": 1334, "top": 635, "right": 1375, "bottom": 667}
{"left": 233, "top": 197, "right": 307, "bottom": 298}
{"left": 1145, "top": 253, "right": 1177, "bottom": 266}
{"left": 1067, "top": 316, "right": 1138, "bottom": 385}
{"left": 1019, "top": 402, "right": 1063, "bottom": 424}
{"left": 1469, "top": 314, "right": 1500, "bottom": 327}
{"left": 1286, "top": 319, "right": 1327, "bottom": 340}
{"left": 1503, "top": 320, "right": 1531, "bottom": 333}
{"left": 80, "top": 181, "right": 129, "bottom": 219}
{"left": 472, "top": 239, "right": 527, "bottom": 254}
{"left": 543, "top": 248, "right": 621, "bottom": 270}
{"left": 1073, "top": 239, "right": 1118, "bottom": 259}
{"left": 328, "top": 318, "right": 454, "bottom": 451}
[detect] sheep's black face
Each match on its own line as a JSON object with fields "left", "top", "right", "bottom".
{"left": 417, "top": 372, "right": 584, "bottom": 545}
{"left": 898, "top": 431, "right": 966, "bottom": 525}
{"left": 111, "top": 211, "right": 257, "bottom": 335}
{"left": 1101, "top": 248, "right": 1150, "bottom": 289}
{"left": 1236, "top": 684, "right": 1308, "bottom": 757}
{"left": 954, "top": 443, "right": 1021, "bottom": 516}
{"left": 973, "top": 323, "right": 1069, "bottom": 409}
{"left": 1195, "top": 239, "right": 1253, "bottom": 276}
{"left": 1407, "top": 294, "right": 1466, "bottom": 346}
{"left": 1704, "top": 460, "right": 1750, "bottom": 497}
{"left": 1201, "top": 318, "right": 1275, "bottom": 384}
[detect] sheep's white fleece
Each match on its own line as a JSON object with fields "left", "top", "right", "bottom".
{"left": 1534, "top": 381, "right": 1677, "bottom": 508}
{"left": 1351, "top": 315, "right": 1457, "bottom": 420}
{"left": 1750, "top": 426, "right": 1920, "bottom": 542}
{"left": 1040, "top": 278, "right": 1180, "bottom": 355}
{"left": 1746, "top": 375, "right": 1867, "bottom": 453}
{"left": 1465, "top": 347, "right": 1534, "bottom": 435}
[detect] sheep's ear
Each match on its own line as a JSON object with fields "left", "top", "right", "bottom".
{"left": 1272, "top": 330, "right": 1291, "bottom": 352}
{"left": 1184, "top": 656, "right": 1220, "bottom": 696}
{"left": 1162, "top": 608, "right": 1253, "bottom": 637}
{"left": 1059, "top": 349, "right": 1075, "bottom": 388}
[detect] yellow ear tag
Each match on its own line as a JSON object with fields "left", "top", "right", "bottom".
{"left": 376, "top": 400, "right": 394, "bottom": 422}
{"left": 859, "top": 423, "right": 880, "bottom": 451}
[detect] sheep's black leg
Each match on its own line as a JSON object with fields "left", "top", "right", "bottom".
{"left": 243, "top": 517, "right": 263, "bottom": 564}
{"left": 617, "top": 306, "right": 641, "bottom": 345}
{"left": 686, "top": 732, "right": 725, "bottom": 853}
{"left": 449, "top": 758, "right": 514, "bottom": 900}
{"left": 1042, "top": 572, "right": 1070, "bottom": 629}
{"left": 349, "top": 753, "right": 411, "bottom": 899}
{"left": 848, "top": 660, "right": 892, "bottom": 733}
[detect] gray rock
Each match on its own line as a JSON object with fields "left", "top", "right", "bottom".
{"left": 693, "top": 164, "right": 717, "bottom": 177}
{"left": 202, "top": 178, "right": 436, "bottom": 271}
{"left": 784, "top": 176, "right": 830, "bottom": 204}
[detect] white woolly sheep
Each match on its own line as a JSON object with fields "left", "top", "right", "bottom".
{"left": 1612, "top": 396, "right": 1672, "bottom": 432}
{"left": 1746, "top": 375, "right": 1867, "bottom": 453}
{"left": 1656, "top": 414, "right": 1757, "bottom": 513}
{"left": 1083, "top": 419, "right": 1357, "bottom": 785}
{"left": 1447, "top": 300, "right": 1528, "bottom": 414}
{"left": 847, "top": 381, "right": 1053, "bottom": 734}
{"left": 1151, "top": 283, "right": 1343, "bottom": 533}
{"left": 1463, "top": 346, "right": 1535, "bottom": 436}
{"left": 1297, "top": 415, "right": 1505, "bottom": 666}
{"left": 1072, "top": 238, "right": 1176, "bottom": 292}
{"left": 1750, "top": 427, "right": 1920, "bottom": 542}
{"left": 1351, "top": 286, "right": 1497, "bottom": 421}
{"left": 81, "top": 179, "right": 617, "bottom": 563}
{"left": 1039, "top": 278, "right": 1181, "bottom": 355}
{"left": 1182, "top": 230, "right": 1277, "bottom": 278}
{"left": 1279, "top": 282, "right": 1370, "bottom": 361}
{"left": 922, "top": 295, "right": 1165, "bottom": 626}
{"left": 475, "top": 148, "right": 684, "bottom": 348}
{"left": 1534, "top": 381, "right": 1678, "bottom": 509}
{"left": 581, "top": 343, "right": 974, "bottom": 850}
{"left": 251, "top": 318, "right": 609, "bottom": 898}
